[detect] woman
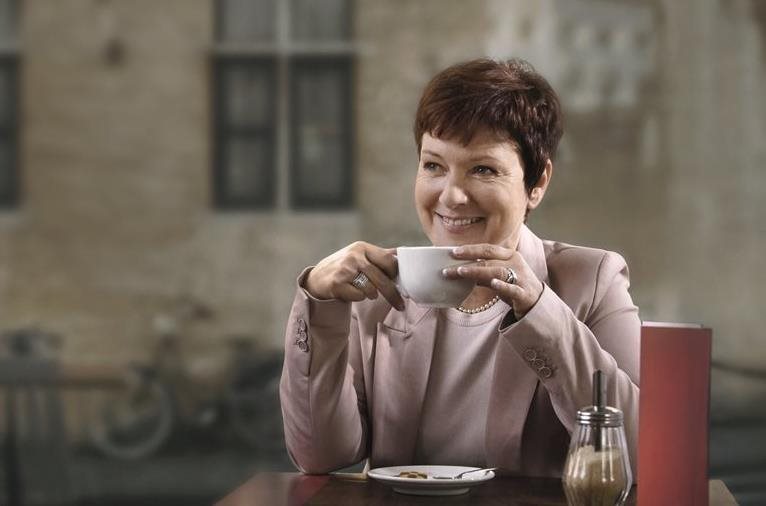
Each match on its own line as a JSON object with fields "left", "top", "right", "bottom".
{"left": 279, "top": 58, "right": 639, "bottom": 478}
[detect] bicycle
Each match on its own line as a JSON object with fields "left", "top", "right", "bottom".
{"left": 87, "top": 296, "right": 284, "bottom": 460}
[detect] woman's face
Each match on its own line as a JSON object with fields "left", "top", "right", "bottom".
{"left": 414, "top": 130, "right": 550, "bottom": 248}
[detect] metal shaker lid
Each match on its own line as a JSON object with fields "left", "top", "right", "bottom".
{"left": 576, "top": 405, "right": 624, "bottom": 427}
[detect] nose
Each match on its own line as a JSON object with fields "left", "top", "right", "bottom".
{"left": 439, "top": 173, "right": 470, "bottom": 208}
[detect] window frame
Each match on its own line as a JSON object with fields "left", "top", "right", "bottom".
{"left": 211, "top": 0, "right": 356, "bottom": 211}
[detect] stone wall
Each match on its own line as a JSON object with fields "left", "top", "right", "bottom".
{"left": 4, "top": 0, "right": 216, "bottom": 364}
{"left": 1, "top": 0, "right": 764, "bottom": 407}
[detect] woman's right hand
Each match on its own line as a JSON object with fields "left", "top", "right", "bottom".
{"left": 304, "top": 242, "right": 405, "bottom": 311}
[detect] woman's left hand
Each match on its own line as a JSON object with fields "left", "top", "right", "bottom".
{"left": 443, "top": 243, "right": 544, "bottom": 319}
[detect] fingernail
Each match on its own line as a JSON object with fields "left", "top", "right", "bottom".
{"left": 453, "top": 247, "right": 464, "bottom": 255}
{"left": 491, "top": 278, "right": 502, "bottom": 288}
{"left": 441, "top": 268, "right": 449, "bottom": 277}
{"left": 457, "top": 266, "right": 466, "bottom": 275}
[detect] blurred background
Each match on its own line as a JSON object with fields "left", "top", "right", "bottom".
{"left": 0, "top": 0, "right": 764, "bottom": 504}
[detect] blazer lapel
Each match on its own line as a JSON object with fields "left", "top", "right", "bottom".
{"left": 370, "top": 302, "right": 437, "bottom": 466}
{"left": 484, "top": 340, "right": 541, "bottom": 473}
{"left": 485, "top": 225, "right": 550, "bottom": 473}
{"left": 518, "top": 224, "right": 549, "bottom": 284}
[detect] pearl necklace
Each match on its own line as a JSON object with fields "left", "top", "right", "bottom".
{"left": 455, "top": 295, "right": 501, "bottom": 314}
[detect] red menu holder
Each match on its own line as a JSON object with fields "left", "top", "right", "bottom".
{"left": 638, "top": 322, "right": 712, "bottom": 506}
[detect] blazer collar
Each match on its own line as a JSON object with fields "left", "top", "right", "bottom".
{"left": 518, "top": 224, "right": 550, "bottom": 286}
{"left": 380, "top": 293, "right": 432, "bottom": 336}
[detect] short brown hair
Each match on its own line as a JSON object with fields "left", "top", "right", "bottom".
{"left": 414, "top": 58, "right": 563, "bottom": 193}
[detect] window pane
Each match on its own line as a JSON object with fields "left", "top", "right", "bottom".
{"left": 0, "top": 66, "right": 11, "bottom": 125}
{"left": 222, "top": 63, "right": 274, "bottom": 128}
{"left": 0, "top": 0, "right": 17, "bottom": 45}
{"left": 0, "top": 138, "right": 15, "bottom": 206}
{"left": 0, "top": 59, "right": 14, "bottom": 207}
{"left": 218, "top": 0, "right": 277, "bottom": 43}
{"left": 214, "top": 59, "right": 276, "bottom": 208}
{"left": 290, "top": 0, "right": 350, "bottom": 41}
{"left": 290, "top": 59, "right": 352, "bottom": 208}
{"left": 220, "top": 136, "right": 275, "bottom": 207}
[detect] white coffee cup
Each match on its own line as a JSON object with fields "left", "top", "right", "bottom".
{"left": 396, "top": 246, "right": 475, "bottom": 308}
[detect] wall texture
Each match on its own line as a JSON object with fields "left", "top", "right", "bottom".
{"left": 0, "top": 0, "right": 764, "bottom": 451}
{"left": 4, "top": 0, "right": 364, "bottom": 368}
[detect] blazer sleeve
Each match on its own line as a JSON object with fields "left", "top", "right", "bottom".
{"left": 500, "top": 250, "right": 640, "bottom": 475}
{"left": 279, "top": 268, "right": 369, "bottom": 474}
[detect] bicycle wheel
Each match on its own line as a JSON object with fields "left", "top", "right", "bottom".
{"left": 89, "top": 369, "right": 174, "bottom": 460}
{"left": 226, "top": 355, "right": 284, "bottom": 452}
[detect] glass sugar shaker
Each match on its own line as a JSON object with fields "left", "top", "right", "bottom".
{"left": 562, "top": 370, "right": 632, "bottom": 506}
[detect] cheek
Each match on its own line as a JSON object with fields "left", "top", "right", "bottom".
{"left": 484, "top": 187, "right": 527, "bottom": 223}
{"left": 414, "top": 179, "right": 437, "bottom": 208}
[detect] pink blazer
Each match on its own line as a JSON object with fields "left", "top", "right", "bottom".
{"left": 280, "top": 225, "right": 640, "bottom": 477}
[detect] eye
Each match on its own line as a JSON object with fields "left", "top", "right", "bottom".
{"left": 472, "top": 165, "right": 498, "bottom": 176}
{"left": 422, "top": 161, "right": 442, "bottom": 172}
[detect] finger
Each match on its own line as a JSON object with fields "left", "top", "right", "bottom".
{"left": 365, "top": 247, "right": 399, "bottom": 280}
{"left": 333, "top": 283, "right": 368, "bottom": 303}
{"left": 441, "top": 260, "right": 486, "bottom": 279}
{"left": 451, "top": 243, "right": 513, "bottom": 261}
{"left": 490, "top": 277, "right": 524, "bottom": 300}
{"left": 454, "top": 264, "right": 514, "bottom": 286}
{"left": 361, "top": 264, "right": 405, "bottom": 311}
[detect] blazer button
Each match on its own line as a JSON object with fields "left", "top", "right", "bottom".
{"left": 531, "top": 358, "right": 545, "bottom": 369}
{"left": 523, "top": 348, "right": 537, "bottom": 361}
{"left": 538, "top": 366, "right": 552, "bottom": 379}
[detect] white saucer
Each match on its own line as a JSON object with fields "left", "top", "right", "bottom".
{"left": 367, "top": 465, "right": 495, "bottom": 496}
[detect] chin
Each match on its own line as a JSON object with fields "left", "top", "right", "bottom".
{"left": 423, "top": 216, "right": 494, "bottom": 246}
{"left": 430, "top": 233, "right": 483, "bottom": 247}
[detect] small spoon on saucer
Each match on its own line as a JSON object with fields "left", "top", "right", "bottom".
{"left": 432, "top": 467, "right": 497, "bottom": 480}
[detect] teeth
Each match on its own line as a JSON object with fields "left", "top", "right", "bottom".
{"left": 441, "top": 216, "right": 482, "bottom": 226}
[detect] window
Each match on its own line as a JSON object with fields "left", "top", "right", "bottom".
{"left": 213, "top": 0, "right": 354, "bottom": 210}
{"left": 0, "top": 0, "right": 18, "bottom": 208}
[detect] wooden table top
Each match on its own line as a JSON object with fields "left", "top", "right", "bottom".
{"left": 216, "top": 472, "right": 738, "bottom": 506}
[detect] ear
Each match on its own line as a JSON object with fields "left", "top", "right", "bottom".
{"left": 527, "top": 159, "right": 553, "bottom": 211}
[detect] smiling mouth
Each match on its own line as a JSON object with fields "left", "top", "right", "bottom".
{"left": 437, "top": 213, "right": 484, "bottom": 228}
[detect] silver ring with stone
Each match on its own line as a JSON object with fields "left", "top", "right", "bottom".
{"left": 504, "top": 267, "right": 517, "bottom": 285}
{"left": 351, "top": 272, "right": 370, "bottom": 290}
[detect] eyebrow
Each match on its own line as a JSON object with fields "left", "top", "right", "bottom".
{"left": 421, "top": 149, "right": 445, "bottom": 160}
{"left": 466, "top": 155, "right": 503, "bottom": 165}
{"left": 422, "top": 149, "right": 503, "bottom": 166}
